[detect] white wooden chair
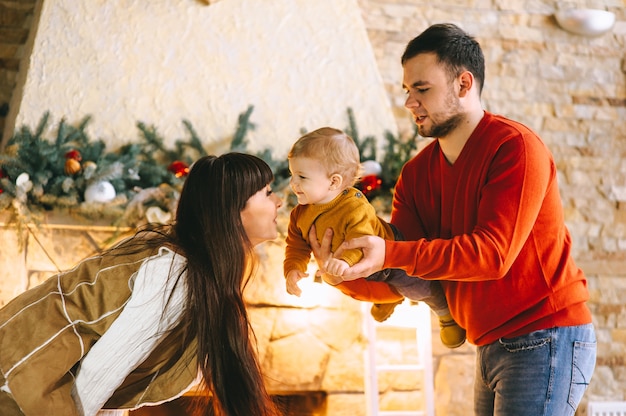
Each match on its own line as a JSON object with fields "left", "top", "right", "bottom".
{"left": 363, "top": 300, "right": 435, "bottom": 416}
{"left": 587, "top": 401, "right": 626, "bottom": 416}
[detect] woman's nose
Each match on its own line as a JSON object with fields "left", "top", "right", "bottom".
{"left": 273, "top": 193, "right": 283, "bottom": 207}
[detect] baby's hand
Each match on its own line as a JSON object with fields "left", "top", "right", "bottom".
{"left": 285, "top": 269, "right": 309, "bottom": 296}
{"left": 324, "top": 258, "right": 350, "bottom": 278}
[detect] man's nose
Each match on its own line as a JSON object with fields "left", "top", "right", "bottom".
{"left": 405, "top": 93, "right": 419, "bottom": 109}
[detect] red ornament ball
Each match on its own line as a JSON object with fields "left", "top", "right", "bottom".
{"left": 65, "top": 149, "right": 82, "bottom": 161}
{"left": 168, "top": 160, "right": 190, "bottom": 178}
{"left": 359, "top": 174, "right": 382, "bottom": 197}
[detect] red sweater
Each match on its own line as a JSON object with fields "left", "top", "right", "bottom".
{"left": 386, "top": 112, "right": 591, "bottom": 345}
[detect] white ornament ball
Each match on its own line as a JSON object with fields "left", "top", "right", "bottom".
{"left": 84, "top": 181, "right": 116, "bottom": 203}
{"left": 16, "top": 172, "right": 33, "bottom": 192}
{"left": 362, "top": 160, "right": 382, "bottom": 176}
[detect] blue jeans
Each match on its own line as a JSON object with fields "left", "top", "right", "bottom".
{"left": 474, "top": 323, "right": 596, "bottom": 416}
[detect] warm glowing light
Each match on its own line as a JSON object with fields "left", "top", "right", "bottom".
{"left": 374, "top": 299, "right": 432, "bottom": 328}
{"left": 287, "top": 260, "right": 337, "bottom": 308}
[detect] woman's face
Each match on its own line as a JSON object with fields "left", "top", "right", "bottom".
{"left": 241, "top": 184, "right": 283, "bottom": 246}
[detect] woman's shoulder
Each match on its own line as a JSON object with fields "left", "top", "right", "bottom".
{"left": 156, "top": 246, "right": 187, "bottom": 267}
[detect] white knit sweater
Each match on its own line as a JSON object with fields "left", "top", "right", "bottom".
{"left": 73, "top": 247, "right": 188, "bottom": 416}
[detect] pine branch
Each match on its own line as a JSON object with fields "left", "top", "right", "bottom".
{"left": 230, "top": 105, "right": 255, "bottom": 152}
{"left": 173, "top": 119, "right": 206, "bottom": 163}
{"left": 33, "top": 111, "right": 49, "bottom": 140}
{"left": 345, "top": 107, "right": 377, "bottom": 160}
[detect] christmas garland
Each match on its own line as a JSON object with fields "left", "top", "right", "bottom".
{"left": 0, "top": 112, "right": 200, "bottom": 232}
{"left": 0, "top": 107, "right": 419, "bottom": 233}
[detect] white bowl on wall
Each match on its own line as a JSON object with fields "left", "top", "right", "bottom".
{"left": 554, "top": 8, "right": 616, "bottom": 36}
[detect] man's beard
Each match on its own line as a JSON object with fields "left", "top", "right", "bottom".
{"left": 417, "top": 92, "right": 465, "bottom": 138}
{"left": 418, "top": 112, "right": 465, "bottom": 138}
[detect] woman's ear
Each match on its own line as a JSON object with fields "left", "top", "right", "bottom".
{"left": 329, "top": 173, "right": 343, "bottom": 190}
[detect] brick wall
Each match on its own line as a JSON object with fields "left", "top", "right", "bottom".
{"left": 356, "top": 0, "right": 626, "bottom": 412}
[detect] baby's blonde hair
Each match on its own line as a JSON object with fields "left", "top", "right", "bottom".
{"left": 288, "top": 127, "right": 363, "bottom": 187}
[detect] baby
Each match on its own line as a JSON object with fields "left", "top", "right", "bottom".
{"left": 283, "top": 127, "right": 465, "bottom": 348}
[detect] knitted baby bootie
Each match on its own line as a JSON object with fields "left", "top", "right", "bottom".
{"left": 370, "top": 299, "right": 404, "bottom": 322}
{"left": 439, "top": 314, "right": 466, "bottom": 348}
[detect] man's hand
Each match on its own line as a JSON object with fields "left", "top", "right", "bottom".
{"left": 309, "top": 225, "right": 387, "bottom": 281}
{"left": 309, "top": 224, "right": 334, "bottom": 272}
{"left": 309, "top": 225, "right": 346, "bottom": 284}
{"left": 336, "top": 236, "right": 386, "bottom": 280}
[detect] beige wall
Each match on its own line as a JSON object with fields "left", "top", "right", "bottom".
{"left": 6, "top": 0, "right": 397, "bottom": 156}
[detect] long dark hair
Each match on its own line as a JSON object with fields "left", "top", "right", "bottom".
{"left": 173, "top": 152, "right": 279, "bottom": 415}
{"left": 99, "top": 152, "right": 281, "bottom": 416}
{"left": 119, "top": 153, "right": 280, "bottom": 415}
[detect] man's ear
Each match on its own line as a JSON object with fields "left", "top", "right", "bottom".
{"left": 329, "top": 173, "right": 343, "bottom": 190}
{"left": 458, "top": 71, "right": 474, "bottom": 97}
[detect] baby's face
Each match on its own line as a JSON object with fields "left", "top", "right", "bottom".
{"left": 288, "top": 157, "right": 335, "bottom": 205}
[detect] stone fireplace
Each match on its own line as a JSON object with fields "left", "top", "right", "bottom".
{"left": 0, "top": 214, "right": 436, "bottom": 416}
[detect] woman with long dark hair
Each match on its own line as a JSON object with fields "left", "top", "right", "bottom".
{"left": 0, "top": 153, "right": 284, "bottom": 416}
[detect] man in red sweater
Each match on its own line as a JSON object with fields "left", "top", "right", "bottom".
{"left": 314, "top": 23, "right": 596, "bottom": 415}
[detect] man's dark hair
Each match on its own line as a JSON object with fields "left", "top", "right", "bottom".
{"left": 401, "top": 23, "right": 485, "bottom": 94}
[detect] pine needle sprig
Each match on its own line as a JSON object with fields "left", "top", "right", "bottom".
{"left": 345, "top": 107, "right": 377, "bottom": 161}
{"left": 230, "top": 105, "right": 256, "bottom": 152}
{"left": 173, "top": 119, "right": 207, "bottom": 163}
{"left": 380, "top": 125, "right": 420, "bottom": 189}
